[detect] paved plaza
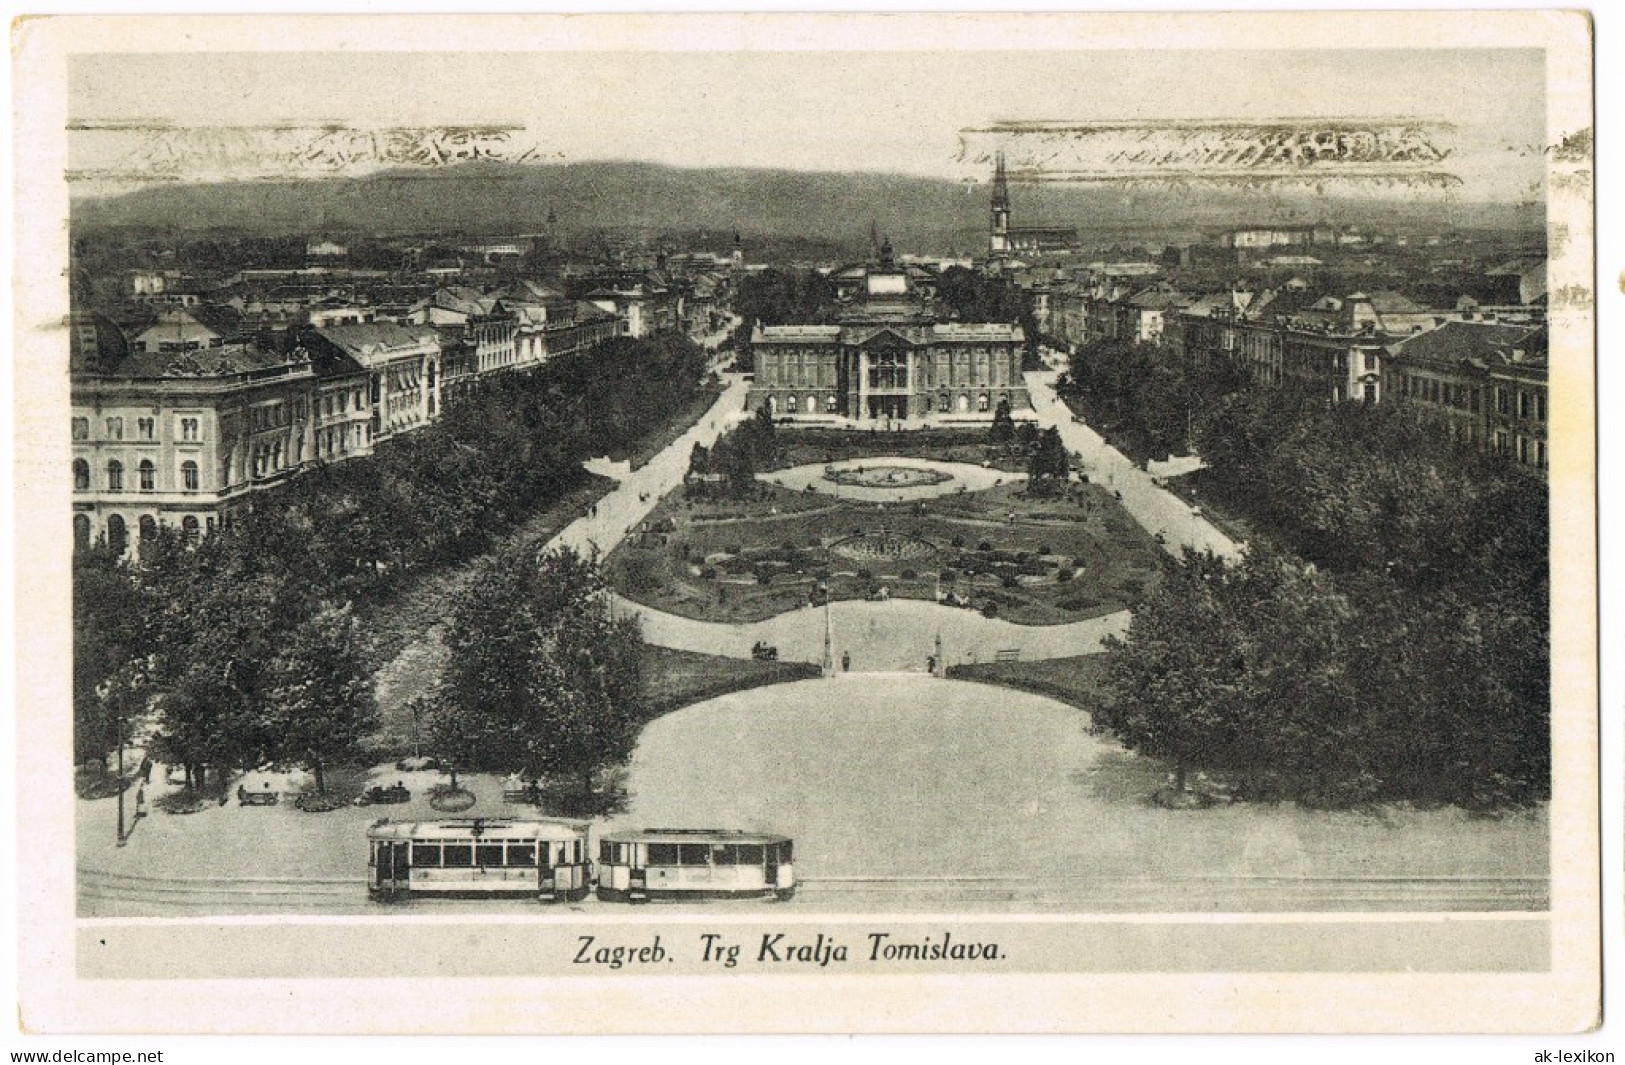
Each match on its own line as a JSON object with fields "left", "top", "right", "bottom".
{"left": 80, "top": 677, "right": 1548, "bottom": 916}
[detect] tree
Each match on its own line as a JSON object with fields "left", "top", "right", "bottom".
{"left": 263, "top": 602, "right": 378, "bottom": 794}
{"left": 435, "top": 546, "right": 645, "bottom": 803}
{"left": 73, "top": 544, "right": 149, "bottom": 768}
{"left": 989, "top": 398, "right": 1015, "bottom": 446}
{"left": 1026, "top": 426, "right": 1070, "bottom": 493}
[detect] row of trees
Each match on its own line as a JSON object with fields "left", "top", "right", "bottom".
{"left": 685, "top": 405, "right": 780, "bottom": 499}
{"left": 1101, "top": 548, "right": 1547, "bottom": 810}
{"left": 429, "top": 547, "right": 645, "bottom": 806}
{"left": 1080, "top": 345, "right": 1549, "bottom": 810}
{"left": 73, "top": 335, "right": 712, "bottom": 787}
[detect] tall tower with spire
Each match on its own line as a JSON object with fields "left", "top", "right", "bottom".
{"left": 988, "top": 151, "right": 1012, "bottom": 261}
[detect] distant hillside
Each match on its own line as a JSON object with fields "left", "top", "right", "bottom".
{"left": 71, "top": 160, "right": 1543, "bottom": 252}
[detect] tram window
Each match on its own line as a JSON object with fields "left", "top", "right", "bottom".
{"left": 677, "top": 844, "right": 711, "bottom": 866}
{"left": 574, "top": 840, "right": 583, "bottom": 864}
{"left": 475, "top": 844, "right": 505, "bottom": 867}
{"left": 713, "top": 845, "right": 737, "bottom": 865}
{"left": 442, "top": 844, "right": 474, "bottom": 868}
{"left": 779, "top": 841, "right": 794, "bottom": 862}
{"left": 647, "top": 843, "right": 679, "bottom": 866}
{"left": 599, "top": 840, "right": 613, "bottom": 864}
{"left": 737, "top": 844, "right": 765, "bottom": 866}
{"left": 411, "top": 844, "right": 442, "bottom": 868}
{"left": 508, "top": 844, "right": 536, "bottom": 867}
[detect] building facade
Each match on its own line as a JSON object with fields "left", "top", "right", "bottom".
{"left": 748, "top": 249, "right": 1026, "bottom": 423}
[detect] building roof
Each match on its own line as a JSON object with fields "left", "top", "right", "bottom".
{"left": 312, "top": 322, "right": 441, "bottom": 366}
{"left": 113, "top": 342, "right": 306, "bottom": 380}
{"left": 1387, "top": 320, "right": 1547, "bottom": 367}
{"left": 754, "top": 324, "right": 842, "bottom": 342}
{"left": 132, "top": 310, "right": 224, "bottom": 346}
{"left": 934, "top": 323, "right": 1025, "bottom": 341}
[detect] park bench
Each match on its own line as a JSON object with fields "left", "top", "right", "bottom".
{"left": 238, "top": 786, "right": 279, "bottom": 807}
{"left": 994, "top": 648, "right": 1022, "bottom": 663}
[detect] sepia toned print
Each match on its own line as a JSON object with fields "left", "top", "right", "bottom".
{"left": 16, "top": 11, "right": 1596, "bottom": 1034}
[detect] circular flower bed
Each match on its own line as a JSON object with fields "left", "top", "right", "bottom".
{"left": 825, "top": 464, "right": 953, "bottom": 490}
{"left": 828, "top": 530, "right": 939, "bottom": 565}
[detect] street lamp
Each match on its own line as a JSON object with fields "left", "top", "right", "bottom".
{"left": 115, "top": 710, "right": 127, "bottom": 847}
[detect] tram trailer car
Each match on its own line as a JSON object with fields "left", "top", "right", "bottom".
{"left": 368, "top": 818, "right": 592, "bottom": 902}
{"left": 597, "top": 829, "right": 794, "bottom": 902}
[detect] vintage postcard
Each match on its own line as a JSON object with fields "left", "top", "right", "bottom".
{"left": 13, "top": 10, "right": 1598, "bottom": 1035}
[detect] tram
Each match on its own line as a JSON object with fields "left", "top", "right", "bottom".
{"left": 596, "top": 828, "right": 795, "bottom": 902}
{"left": 367, "top": 818, "right": 592, "bottom": 902}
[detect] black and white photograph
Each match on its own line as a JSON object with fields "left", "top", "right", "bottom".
{"left": 12, "top": 8, "right": 1601, "bottom": 1037}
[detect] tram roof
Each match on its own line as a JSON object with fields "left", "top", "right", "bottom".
{"left": 366, "top": 818, "right": 589, "bottom": 841}
{"left": 599, "top": 828, "right": 792, "bottom": 846}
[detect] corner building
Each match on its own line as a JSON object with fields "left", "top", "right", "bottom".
{"left": 749, "top": 247, "right": 1027, "bottom": 424}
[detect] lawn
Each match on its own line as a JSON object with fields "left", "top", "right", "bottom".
{"left": 948, "top": 653, "right": 1113, "bottom": 716}
{"left": 638, "top": 645, "right": 821, "bottom": 720}
{"left": 606, "top": 477, "right": 1165, "bottom": 626}
{"left": 775, "top": 427, "right": 1028, "bottom": 472}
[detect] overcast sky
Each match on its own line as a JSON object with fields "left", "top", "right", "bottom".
{"left": 69, "top": 47, "right": 1545, "bottom": 202}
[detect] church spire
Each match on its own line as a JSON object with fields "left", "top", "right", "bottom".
{"left": 989, "top": 151, "right": 1011, "bottom": 261}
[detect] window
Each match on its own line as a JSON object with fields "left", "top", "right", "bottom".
{"left": 73, "top": 459, "right": 89, "bottom": 491}
{"left": 1496, "top": 387, "right": 1510, "bottom": 416}
{"left": 442, "top": 844, "right": 473, "bottom": 868}
{"left": 138, "top": 515, "right": 158, "bottom": 542}
{"left": 106, "top": 460, "right": 124, "bottom": 492}
{"left": 786, "top": 395, "right": 799, "bottom": 413}
{"left": 677, "top": 843, "right": 711, "bottom": 866}
{"left": 73, "top": 514, "right": 90, "bottom": 550}
{"left": 181, "top": 516, "right": 200, "bottom": 545}
{"left": 410, "top": 844, "right": 442, "bottom": 868}
{"left": 507, "top": 844, "right": 537, "bottom": 867}
{"left": 1518, "top": 436, "right": 1530, "bottom": 464}
{"left": 71, "top": 417, "right": 88, "bottom": 441}
{"left": 1496, "top": 431, "right": 1511, "bottom": 455}
{"left": 1518, "top": 391, "right": 1532, "bottom": 419}
{"left": 737, "top": 843, "right": 765, "bottom": 866}
{"left": 475, "top": 843, "right": 505, "bottom": 867}
{"left": 180, "top": 417, "right": 200, "bottom": 442}
{"left": 978, "top": 393, "right": 990, "bottom": 412}
{"left": 646, "top": 843, "right": 679, "bottom": 866}
{"left": 826, "top": 395, "right": 838, "bottom": 413}
{"left": 1471, "top": 388, "right": 1481, "bottom": 414}
{"left": 106, "top": 417, "right": 124, "bottom": 441}
{"left": 182, "top": 461, "right": 199, "bottom": 492}
{"left": 1537, "top": 393, "right": 1547, "bottom": 422}
{"left": 137, "top": 417, "right": 155, "bottom": 440}
{"left": 106, "top": 514, "right": 127, "bottom": 554}
{"left": 139, "top": 460, "right": 155, "bottom": 492}
{"left": 1537, "top": 442, "right": 1548, "bottom": 468}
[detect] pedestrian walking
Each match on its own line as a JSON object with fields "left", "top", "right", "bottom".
{"left": 135, "top": 785, "right": 147, "bottom": 820}
{"left": 841, "top": 651, "right": 851, "bottom": 672}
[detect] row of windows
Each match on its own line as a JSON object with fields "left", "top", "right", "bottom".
{"left": 76, "top": 458, "right": 200, "bottom": 493}
{"left": 1404, "top": 373, "right": 1482, "bottom": 413}
{"left": 74, "top": 512, "right": 205, "bottom": 552}
{"left": 599, "top": 841, "right": 792, "bottom": 867}
{"left": 318, "top": 388, "right": 366, "bottom": 421}
{"left": 1494, "top": 385, "right": 1548, "bottom": 422}
{"left": 1495, "top": 432, "right": 1549, "bottom": 469}
{"left": 397, "top": 841, "right": 581, "bottom": 869}
{"left": 72, "top": 416, "right": 201, "bottom": 443}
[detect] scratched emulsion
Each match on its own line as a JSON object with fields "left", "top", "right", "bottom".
{"left": 66, "top": 123, "right": 566, "bottom": 195}
{"left": 955, "top": 118, "right": 1460, "bottom": 193}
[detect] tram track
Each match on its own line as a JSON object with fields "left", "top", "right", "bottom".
{"left": 79, "top": 867, "right": 1549, "bottom": 915}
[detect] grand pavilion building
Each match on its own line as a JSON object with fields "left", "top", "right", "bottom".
{"left": 748, "top": 242, "right": 1027, "bottom": 424}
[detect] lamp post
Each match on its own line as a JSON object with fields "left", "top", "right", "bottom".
{"left": 115, "top": 711, "right": 127, "bottom": 847}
